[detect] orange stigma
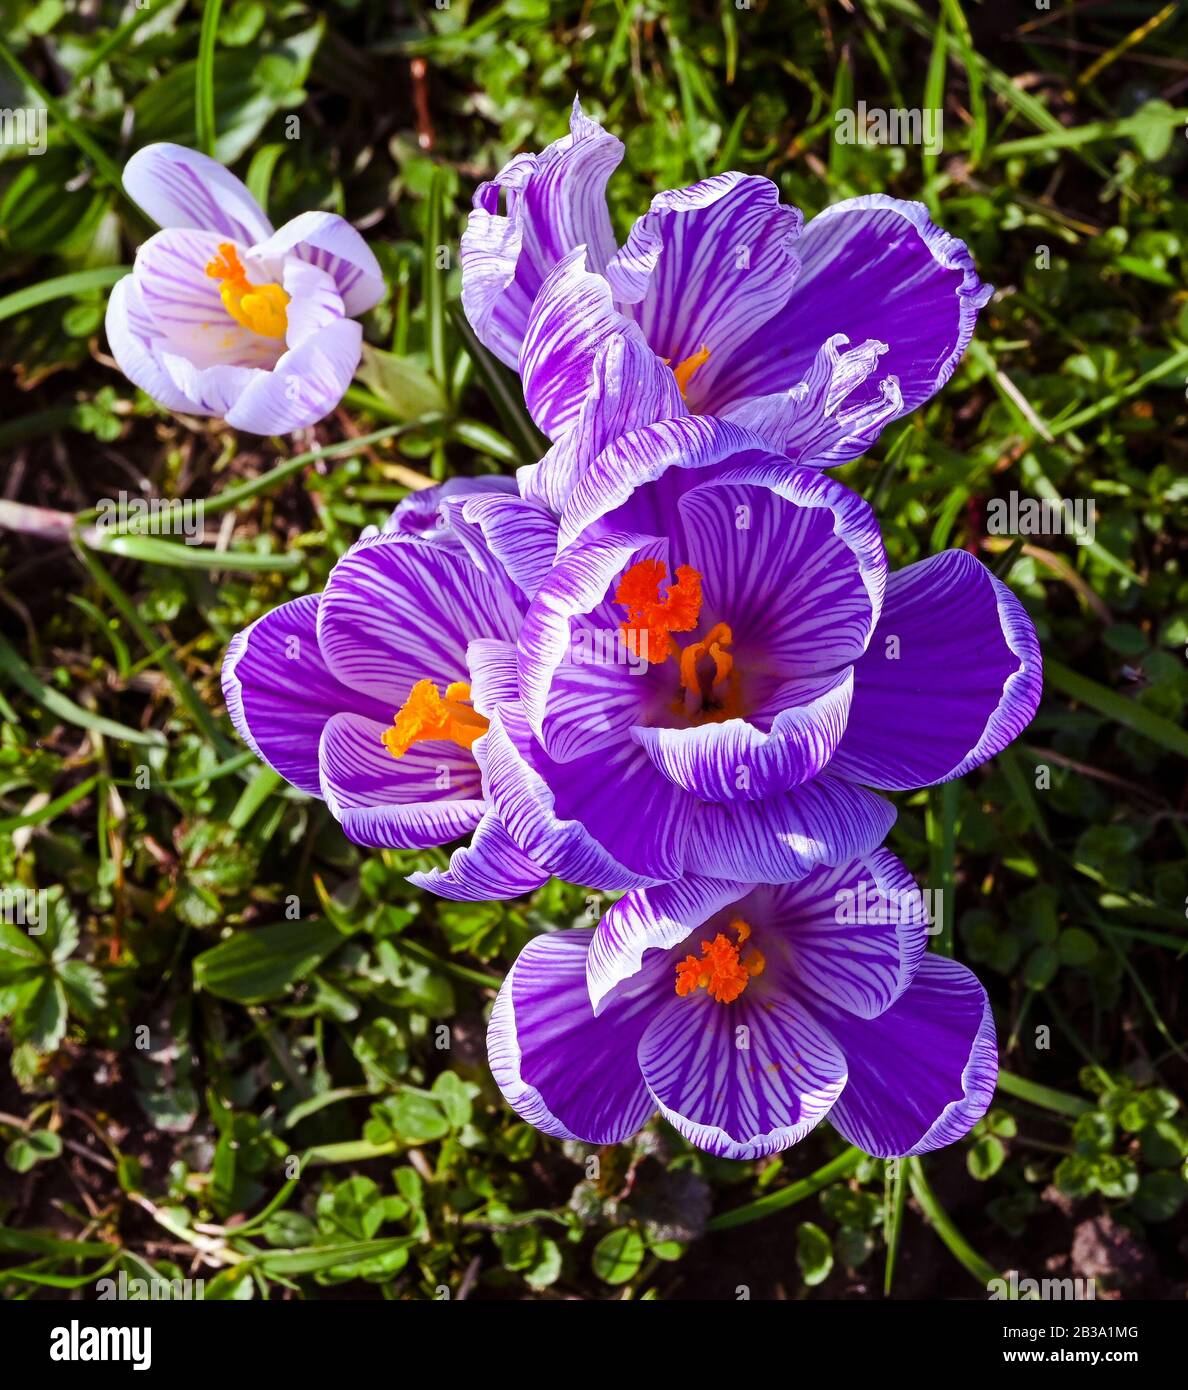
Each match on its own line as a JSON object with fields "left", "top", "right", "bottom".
{"left": 675, "top": 918, "right": 765, "bottom": 1003}
{"left": 205, "top": 241, "right": 289, "bottom": 339}
{"left": 671, "top": 343, "right": 711, "bottom": 399}
{"left": 381, "top": 680, "right": 489, "bottom": 758}
{"left": 614, "top": 558, "right": 702, "bottom": 664}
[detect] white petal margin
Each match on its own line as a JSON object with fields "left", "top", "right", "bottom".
{"left": 104, "top": 276, "right": 201, "bottom": 414}
{"left": 487, "top": 929, "right": 660, "bottom": 1144}
{"left": 588, "top": 875, "right": 743, "bottom": 1015}
{"left": 819, "top": 955, "right": 998, "bottom": 1158}
{"left": 251, "top": 210, "right": 386, "bottom": 319}
{"left": 223, "top": 317, "right": 363, "bottom": 434}
{"left": 637, "top": 987, "right": 847, "bottom": 1160}
{"left": 122, "top": 142, "right": 274, "bottom": 244}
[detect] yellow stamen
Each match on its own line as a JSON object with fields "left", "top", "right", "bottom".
{"left": 381, "top": 680, "right": 489, "bottom": 758}
{"left": 674, "top": 918, "right": 765, "bottom": 1003}
{"left": 205, "top": 242, "right": 289, "bottom": 340}
{"left": 677, "top": 621, "right": 741, "bottom": 722}
{"left": 671, "top": 343, "right": 711, "bottom": 399}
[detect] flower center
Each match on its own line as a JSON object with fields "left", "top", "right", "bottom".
{"left": 381, "top": 680, "right": 489, "bottom": 759}
{"left": 205, "top": 242, "right": 290, "bottom": 340}
{"left": 675, "top": 918, "right": 765, "bottom": 1003}
{"left": 670, "top": 343, "right": 711, "bottom": 399}
{"left": 614, "top": 558, "right": 741, "bottom": 722}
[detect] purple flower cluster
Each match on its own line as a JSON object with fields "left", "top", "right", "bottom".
{"left": 209, "top": 101, "right": 1042, "bottom": 1160}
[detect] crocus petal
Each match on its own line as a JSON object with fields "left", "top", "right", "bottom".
{"left": 521, "top": 327, "right": 687, "bottom": 517}
{"left": 317, "top": 533, "right": 524, "bottom": 707}
{"left": 466, "top": 639, "right": 520, "bottom": 716}
{"left": 631, "top": 668, "right": 854, "bottom": 802}
{"left": 588, "top": 875, "right": 742, "bottom": 1014}
{"left": 714, "top": 194, "right": 992, "bottom": 422}
{"left": 637, "top": 987, "right": 846, "bottom": 1160}
{"left": 519, "top": 245, "right": 646, "bottom": 441}
{"left": 283, "top": 259, "right": 346, "bottom": 349}
{"left": 159, "top": 352, "right": 261, "bottom": 418}
{"left": 818, "top": 955, "right": 998, "bottom": 1157}
{"left": 762, "top": 850, "right": 928, "bottom": 1019}
{"left": 251, "top": 210, "right": 385, "bottom": 318}
{"left": 382, "top": 475, "right": 518, "bottom": 545}
{"left": 409, "top": 810, "right": 550, "bottom": 901}
{"left": 676, "top": 462, "right": 887, "bottom": 673}
{"left": 446, "top": 489, "right": 560, "bottom": 598}
{"left": 482, "top": 704, "right": 688, "bottom": 890}
{"left": 223, "top": 316, "right": 363, "bottom": 433}
{"left": 221, "top": 594, "right": 388, "bottom": 797}
{"left": 123, "top": 142, "right": 273, "bottom": 243}
{"left": 104, "top": 276, "right": 201, "bottom": 413}
{"left": 487, "top": 928, "right": 659, "bottom": 1144}
{"left": 686, "top": 774, "right": 897, "bottom": 884}
{"left": 723, "top": 333, "right": 904, "bottom": 467}
{"left": 132, "top": 228, "right": 277, "bottom": 370}
{"left": 605, "top": 172, "right": 801, "bottom": 413}
{"left": 830, "top": 549, "right": 1042, "bottom": 790}
{"left": 461, "top": 98, "right": 623, "bottom": 368}
{"left": 318, "top": 711, "right": 484, "bottom": 849}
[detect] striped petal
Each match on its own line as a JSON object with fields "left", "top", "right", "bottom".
{"left": 605, "top": 172, "right": 802, "bottom": 413}
{"left": 250, "top": 211, "right": 385, "bottom": 319}
{"left": 488, "top": 928, "right": 660, "bottom": 1144}
{"left": 223, "top": 316, "right": 362, "bottom": 433}
{"left": 221, "top": 593, "right": 388, "bottom": 798}
{"left": 637, "top": 986, "right": 846, "bottom": 1160}
{"left": 818, "top": 955, "right": 998, "bottom": 1157}
{"left": 713, "top": 194, "right": 992, "bottom": 426}
{"left": 104, "top": 276, "right": 200, "bottom": 413}
{"left": 760, "top": 850, "right": 928, "bottom": 1019}
{"left": 382, "top": 475, "right": 518, "bottom": 546}
{"left": 123, "top": 142, "right": 273, "bottom": 243}
{"left": 409, "top": 810, "right": 550, "bottom": 901}
{"left": 482, "top": 703, "right": 689, "bottom": 890}
{"left": 446, "top": 489, "right": 560, "bottom": 598}
{"left": 318, "top": 711, "right": 484, "bottom": 850}
{"left": 461, "top": 98, "right": 623, "bottom": 369}
{"left": 830, "top": 550, "right": 1042, "bottom": 790}
{"left": 686, "top": 774, "right": 897, "bottom": 884}
{"left": 316, "top": 533, "right": 525, "bottom": 707}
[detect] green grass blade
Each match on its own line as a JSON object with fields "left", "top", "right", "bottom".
{"left": 704, "top": 1147, "right": 863, "bottom": 1232}
{"left": 1045, "top": 660, "right": 1188, "bottom": 759}
{"left": 195, "top": 0, "right": 223, "bottom": 157}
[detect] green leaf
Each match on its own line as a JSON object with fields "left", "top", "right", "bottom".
{"left": 193, "top": 920, "right": 348, "bottom": 1004}
{"left": 591, "top": 1227, "right": 644, "bottom": 1285}
{"left": 796, "top": 1221, "right": 834, "bottom": 1286}
{"left": 5, "top": 1128, "right": 62, "bottom": 1173}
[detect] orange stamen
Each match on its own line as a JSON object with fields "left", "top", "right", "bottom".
{"left": 674, "top": 918, "right": 765, "bottom": 1003}
{"left": 613, "top": 558, "right": 702, "bottom": 665}
{"left": 671, "top": 343, "right": 711, "bottom": 399}
{"left": 205, "top": 241, "right": 289, "bottom": 339}
{"left": 677, "top": 621, "right": 740, "bottom": 721}
{"left": 381, "top": 680, "right": 489, "bottom": 758}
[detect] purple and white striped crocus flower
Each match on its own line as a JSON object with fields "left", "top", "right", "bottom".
{"left": 490, "top": 852, "right": 996, "bottom": 1159}
{"left": 461, "top": 99, "right": 993, "bottom": 511}
{"left": 221, "top": 481, "right": 553, "bottom": 900}
{"left": 476, "top": 414, "right": 1041, "bottom": 890}
{"left": 106, "top": 144, "right": 384, "bottom": 434}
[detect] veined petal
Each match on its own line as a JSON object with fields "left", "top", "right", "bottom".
{"left": 318, "top": 711, "right": 484, "bottom": 849}
{"left": 487, "top": 928, "right": 659, "bottom": 1144}
{"left": 104, "top": 276, "right": 201, "bottom": 413}
{"left": 830, "top": 550, "right": 1042, "bottom": 790}
{"left": 605, "top": 172, "right": 802, "bottom": 413}
{"left": 461, "top": 98, "right": 623, "bottom": 368}
{"left": 638, "top": 987, "right": 846, "bottom": 1160}
{"left": 686, "top": 774, "right": 896, "bottom": 884}
{"left": 123, "top": 142, "right": 273, "bottom": 243}
{"left": 714, "top": 194, "right": 992, "bottom": 425}
{"left": 251, "top": 210, "right": 385, "bottom": 318}
{"left": 221, "top": 593, "right": 388, "bottom": 797}
{"left": 588, "top": 875, "right": 743, "bottom": 1015}
{"left": 283, "top": 259, "right": 346, "bottom": 350}
{"left": 482, "top": 704, "right": 688, "bottom": 890}
{"left": 409, "top": 810, "right": 550, "bottom": 901}
{"left": 466, "top": 638, "right": 520, "bottom": 717}
{"left": 317, "top": 533, "right": 524, "bottom": 707}
{"left": 818, "top": 955, "right": 998, "bottom": 1157}
{"left": 382, "top": 475, "right": 518, "bottom": 546}
{"left": 760, "top": 849, "right": 929, "bottom": 1019}
{"left": 158, "top": 352, "right": 261, "bottom": 418}
{"left": 446, "top": 489, "right": 560, "bottom": 598}
{"left": 223, "top": 316, "right": 362, "bottom": 433}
